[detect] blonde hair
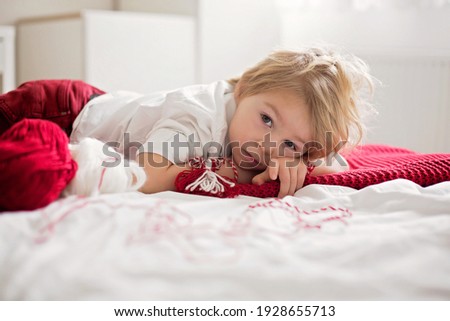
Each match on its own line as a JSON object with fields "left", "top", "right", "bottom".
{"left": 229, "top": 47, "right": 375, "bottom": 159}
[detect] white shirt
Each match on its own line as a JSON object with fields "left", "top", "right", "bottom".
{"left": 70, "top": 80, "right": 236, "bottom": 163}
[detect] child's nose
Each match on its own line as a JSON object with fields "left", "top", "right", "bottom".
{"left": 258, "top": 138, "right": 282, "bottom": 158}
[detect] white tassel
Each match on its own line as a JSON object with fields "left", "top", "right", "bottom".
{"left": 185, "top": 167, "right": 235, "bottom": 194}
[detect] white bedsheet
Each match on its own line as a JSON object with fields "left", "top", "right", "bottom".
{"left": 1, "top": 179, "right": 449, "bottom": 300}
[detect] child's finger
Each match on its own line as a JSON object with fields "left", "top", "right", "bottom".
{"left": 277, "top": 166, "right": 291, "bottom": 198}
{"left": 269, "top": 159, "right": 279, "bottom": 180}
{"left": 288, "top": 166, "right": 297, "bottom": 196}
{"left": 296, "top": 165, "right": 307, "bottom": 190}
{"left": 252, "top": 170, "right": 270, "bottom": 185}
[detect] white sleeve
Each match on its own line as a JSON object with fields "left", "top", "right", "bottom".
{"left": 140, "top": 82, "right": 231, "bottom": 164}
{"left": 143, "top": 127, "right": 200, "bottom": 165}
{"left": 142, "top": 98, "right": 208, "bottom": 164}
{"left": 70, "top": 91, "right": 142, "bottom": 144}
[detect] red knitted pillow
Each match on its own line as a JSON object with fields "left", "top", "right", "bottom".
{"left": 176, "top": 145, "right": 450, "bottom": 198}
{"left": 0, "top": 119, "right": 77, "bottom": 212}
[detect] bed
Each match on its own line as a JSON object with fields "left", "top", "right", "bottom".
{"left": 1, "top": 178, "right": 449, "bottom": 300}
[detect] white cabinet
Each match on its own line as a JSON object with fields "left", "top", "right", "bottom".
{"left": 0, "top": 26, "right": 15, "bottom": 93}
{"left": 17, "top": 10, "right": 196, "bottom": 93}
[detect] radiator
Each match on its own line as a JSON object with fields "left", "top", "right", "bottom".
{"left": 364, "top": 54, "right": 450, "bottom": 153}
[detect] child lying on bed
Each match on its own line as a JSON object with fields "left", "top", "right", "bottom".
{"left": 0, "top": 46, "right": 374, "bottom": 205}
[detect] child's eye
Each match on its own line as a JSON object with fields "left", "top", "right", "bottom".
{"left": 284, "top": 140, "right": 297, "bottom": 151}
{"left": 260, "top": 114, "right": 273, "bottom": 127}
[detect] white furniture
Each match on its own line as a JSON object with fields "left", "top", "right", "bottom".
{"left": 17, "top": 1, "right": 280, "bottom": 92}
{"left": 17, "top": 11, "right": 196, "bottom": 93}
{"left": 0, "top": 26, "right": 15, "bottom": 93}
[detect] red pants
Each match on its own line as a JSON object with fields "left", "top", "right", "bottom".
{"left": 0, "top": 80, "right": 105, "bottom": 136}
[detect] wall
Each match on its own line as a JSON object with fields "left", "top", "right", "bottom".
{"left": 278, "top": 1, "right": 450, "bottom": 153}
{"left": 115, "top": 0, "right": 280, "bottom": 83}
{"left": 279, "top": 3, "right": 450, "bottom": 56}
{"left": 3, "top": 0, "right": 448, "bottom": 152}
{"left": 12, "top": 0, "right": 280, "bottom": 89}
{"left": 197, "top": 0, "right": 280, "bottom": 83}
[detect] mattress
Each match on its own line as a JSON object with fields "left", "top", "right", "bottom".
{"left": 1, "top": 179, "right": 449, "bottom": 300}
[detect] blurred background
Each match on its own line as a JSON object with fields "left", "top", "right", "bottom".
{"left": 0, "top": 0, "right": 449, "bottom": 152}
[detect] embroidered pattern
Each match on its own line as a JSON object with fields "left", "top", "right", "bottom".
{"left": 247, "top": 198, "right": 352, "bottom": 231}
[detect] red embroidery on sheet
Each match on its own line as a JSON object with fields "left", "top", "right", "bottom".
{"left": 247, "top": 199, "right": 352, "bottom": 230}
{"left": 126, "top": 199, "right": 193, "bottom": 244}
{"left": 127, "top": 199, "right": 244, "bottom": 263}
{"left": 35, "top": 196, "right": 88, "bottom": 243}
{"left": 35, "top": 196, "right": 143, "bottom": 243}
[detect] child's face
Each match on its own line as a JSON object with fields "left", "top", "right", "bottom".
{"left": 228, "top": 89, "right": 312, "bottom": 171}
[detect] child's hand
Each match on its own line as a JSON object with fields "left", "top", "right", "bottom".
{"left": 251, "top": 157, "right": 308, "bottom": 198}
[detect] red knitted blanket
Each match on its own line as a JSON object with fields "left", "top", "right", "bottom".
{"left": 176, "top": 144, "right": 450, "bottom": 198}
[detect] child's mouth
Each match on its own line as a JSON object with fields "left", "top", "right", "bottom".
{"left": 240, "top": 150, "right": 261, "bottom": 168}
